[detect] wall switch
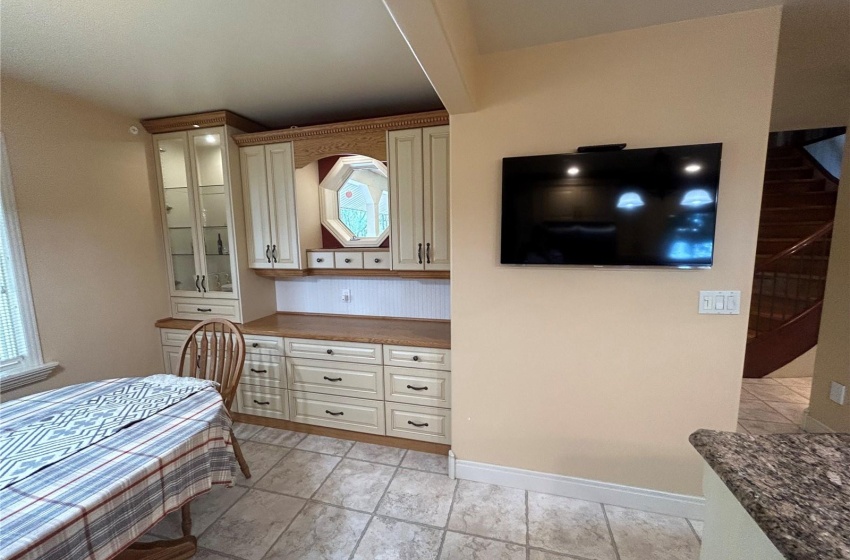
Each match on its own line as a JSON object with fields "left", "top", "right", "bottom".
{"left": 829, "top": 382, "right": 846, "bottom": 405}
{"left": 341, "top": 289, "right": 351, "bottom": 303}
{"left": 699, "top": 291, "right": 741, "bottom": 314}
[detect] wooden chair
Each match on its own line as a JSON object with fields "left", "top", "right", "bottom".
{"left": 177, "top": 318, "right": 251, "bottom": 479}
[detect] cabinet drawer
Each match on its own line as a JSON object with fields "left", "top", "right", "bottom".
{"left": 287, "top": 358, "right": 383, "bottom": 399}
{"left": 238, "top": 386, "right": 289, "bottom": 420}
{"left": 385, "top": 403, "right": 450, "bottom": 444}
{"left": 161, "top": 328, "right": 190, "bottom": 347}
{"left": 243, "top": 356, "right": 285, "bottom": 388}
{"left": 171, "top": 297, "right": 240, "bottom": 322}
{"left": 289, "top": 391, "right": 384, "bottom": 435}
{"left": 384, "top": 367, "right": 450, "bottom": 408}
{"left": 285, "top": 338, "right": 382, "bottom": 365}
{"left": 383, "top": 345, "right": 451, "bottom": 371}
{"left": 244, "top": 334, "right": 285, "bottom": 356}
{"left": 334, "top": 252, "right": 364, "bottom": 269}
{"left": 307, "top": 251, "right": 334, "bottom": 269}
{"left": 363, "top": 252, "right": 391, "bottom": 270}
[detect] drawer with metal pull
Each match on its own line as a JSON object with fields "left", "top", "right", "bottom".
{"left": 385, "top": 402, "right": 450, "bottom": 444}
{"left": 334, "top": 251, "right": 364, "bottom": 269}
{"left": 237, "top": 386, "right": 289, "bottom": 420}
{"left": 242, "top": 356, "right": 285, "bottom": 388}
{"left": 244, "top": 334, "right": 285, "bottom": 356}
{"left": 289, "top": 391, "right": 384, "bottom": 435}
{"left": 287, "top": 358, "right": 383, "bottom": 399}
{"left": 307, "top": 251, "right": 334, "bottom": 269}
{"left": 384, "top": 366, "right": 449, "bottom": 408}
{"left": 284, "top": 338, "right": 382, "bottom": 364}
{"left": 363, "top": 251, "right": 391, "bottom": 270}
{"left": 383, "top": 345, "right": 451, "bottom": 371}
{"left": 171, "top": 297, "right": 240, "bottom": 322}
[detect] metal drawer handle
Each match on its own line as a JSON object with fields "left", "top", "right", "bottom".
{"left": 408, "top": 420, "right": 429, "bottom": 428}
{"left": 324, "top": 376, "right": 343, "bottom": 382}
{"left": 418, "top": 243, "right": 422, "bottom": 264}
{"left": 344, "top": 258, "right": 352, "bottom": 263}
{"left": 406, "top": 385, "right": 428, "bottom": 391}
{"left": 325, "top": 410, "right": 344, "bottom": 416}
{"left": 252, "top": 343, "right": 259, "bottom": 348}
{"left": 195, "top": 276, "right": 201, "bottom": 292}
{"left": 326, "top": 349, "right": 334, "bottom": 355}
{"left": 197, "top": 308, "right": 212, "bottom": 312}
{"left": 272, "top": 244, "right": 277, "bottom": 263}
{"left": 250, "top": 368, "right": 268, "bottom": 374}
{"left": 201, "top": 275, "right": 207, "bottom": 292}
{"left": 426, "top": 242, "right": 431, "bottom": 264}
{"left": 316, "top": 257, "right": 324, "bottom": 263}
{"left": 266, "top": 245, "right": 271, "bottom": 263}
{"left": 374, "top": 258, "right": 381, "bottom": 263}
{"left": 412, "top": 356, "right": 419, "bottom": 362}
{"left": 253, "top": 400, "right": 270, "bottom": 405}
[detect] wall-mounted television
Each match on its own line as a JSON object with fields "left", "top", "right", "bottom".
{"left": 501, "top": 143, "right": 722, "bottom": 268}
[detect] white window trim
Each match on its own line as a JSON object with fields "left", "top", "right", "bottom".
{"left": 319, "top": 155, "right": 390, "bottom": 247}
{"left": 0, "top": 133, "right": 58, "bottom": 392}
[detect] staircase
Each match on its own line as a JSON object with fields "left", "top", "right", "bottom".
{"left": 743, "top": 145, "right": 838, "bottom": 378}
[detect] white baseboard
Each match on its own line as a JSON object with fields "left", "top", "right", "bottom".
{"left": 455, "top": 459, "right": 705, "bottom": 520}
{"left": 802, "top": 411, "right": 835, "bottom": 433}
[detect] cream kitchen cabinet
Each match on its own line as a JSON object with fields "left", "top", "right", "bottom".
{"left": 239, "top": 142, "right": 301, "bottom": 270}
{"left": 389, "top": 126, "right": 450, "bottom": 271}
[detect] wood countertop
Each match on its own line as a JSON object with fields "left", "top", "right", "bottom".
{"left": 155, "top": 312, "right": 451, "bottom": 349}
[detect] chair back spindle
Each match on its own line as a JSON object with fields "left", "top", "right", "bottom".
{"left": 177, "top": 319, "right": 245, "bottom": 410}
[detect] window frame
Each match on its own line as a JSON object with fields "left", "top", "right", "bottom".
{"left": 0, "top": 134, "right": 58, "bottom": 392}
{"left": 319, "top": 155, "right": 390, "bottom": 247}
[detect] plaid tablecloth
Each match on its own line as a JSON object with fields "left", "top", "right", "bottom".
{"left": 0, "top": 378, "right": 236, "bottom": 560}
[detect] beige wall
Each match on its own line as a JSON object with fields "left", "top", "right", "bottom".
{"left": 0, "top": 78, "right": 169, "bottom": 400}
{"left": 808, "top": 116, "right": 850, "bottom": 431}
{"left": 767, "top": 346, "right": 817, "bottom": 378}
{"left": 450, "top": 8, "right": 782, "bottom": 496}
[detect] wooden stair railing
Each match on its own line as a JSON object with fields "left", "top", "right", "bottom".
{"left": 744, "top": 222, "right": 833, "bottom": 378}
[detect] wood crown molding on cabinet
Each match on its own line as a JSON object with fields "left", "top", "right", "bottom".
{"left": 233, "top": 110, "right": 450, "bottom": 168}
{"left": 140, "top": 110, "right": 266, "bottom": 134}
{"left": 254, "top": 268, "right": 450, "bottom": 280}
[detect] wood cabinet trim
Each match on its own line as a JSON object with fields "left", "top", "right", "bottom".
{"left": 140, "top": 110, "right": 265, "bottom": 134}
{"left": 253, "top": 269, "right": 449, "bottom": 280}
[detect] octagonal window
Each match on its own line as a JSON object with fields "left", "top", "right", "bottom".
{"left": 320, "top": 155, "right": 389, "bottom": 247}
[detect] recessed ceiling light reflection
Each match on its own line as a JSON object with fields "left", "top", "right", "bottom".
{"left": 684, "top": 164, "right": 702, "bottom": 174}
{"left": 567, "top": 166, "right": 580, "bottom": 176}
{"left": 616, "top": 191, "right": 645, "bottom": 209}
{"left": 681, "top": 189, "right": 714, "bottom": 207}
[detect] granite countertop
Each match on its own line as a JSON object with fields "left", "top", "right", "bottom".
{"left": 690, "top": 429, "right": 850, "bottom": 559}
{"left": 155, "top": 312, "right": 451, "bottom": 349}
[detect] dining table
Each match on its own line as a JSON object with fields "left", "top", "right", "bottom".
{"left": 0, "top": 375, "right": 236, "bottom": 560}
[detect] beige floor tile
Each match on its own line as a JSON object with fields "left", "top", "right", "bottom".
{"left": 766, "top": 401, "right": 807, "bottom": 425}
{"left": 149, "top": 486, "right": 247, "bottom": 539}
{"left": 688, "top": 519, "right": 704, "bottom": 540}
{"left": 313, "top": 458, "right": 396, "bottom": 512}
{"left": 250, "top": 426, "right": 307, "bottom": 447}
{"left": 193, "top": 549, "right": 234, "bottom": 560}
{"left": 296, "top": 434, "right": 355, "bottom": 456}
{"left": 742, "top": 383, "right": 809, "bottom": 404}
{"left": 737, "top": 400, "right": 793, "bottom": 423}
{"left": 352, "top": 517, "right": 443, "bottom": 560}
{"left": 736, "top": 423, "right": 751, "bottom": 434}
{"left": 742, "top": 378, "right": 779, "bottom": 385}
{"left": 255, "top": 449, "right": 341, "bottom": 498}
{"left": 231, "top": 422, "right": 262, "bottom": 440}
{"left": 774, "top": 377, "right": 812, "bottom": 390}
{"left": 738, "top": 419, "right": 803, "bottom": 435}
{"left": 527, "top": 492, "right": 616, "bottom": 560}
{"left": 605, "top": 505, "right": 700, "bottom": 560}
{"left": 448, "top": 481, "right": 527, "bottom": 544}
{"left": 199, "top": 489, "right": 304, "bottom": 560}
{"left": 236, "top": 441, "right": 290, "bottom": 487}
{"left": 264, "top": 502, "right": 370, "bottom": 560}
{"left": 529, "top": 551, "right": 574, "bottom": 560}
{"left": 377, "top": 469, "right": 457, "bottom": 527}
{"left": 401, "top": 450, "right": 448, "bottom": 474}
{"left": 346, "top": 441, "right": 407, "bottom": 466}
{"left": 440, "top": 532, "right": 526, "bottom": 560}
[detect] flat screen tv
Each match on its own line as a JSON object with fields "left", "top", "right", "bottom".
{"left": 501, "top": 143, "right": 722, "bottom": 268}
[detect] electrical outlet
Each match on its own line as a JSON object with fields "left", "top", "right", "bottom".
{"left": 829, "top": 382, "right": 846, "bottom": 405}
{"left": 341, "top": 289, "right": 351, "bottom": 303}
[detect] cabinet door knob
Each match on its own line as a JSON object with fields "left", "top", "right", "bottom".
{"left": 326, "top": 349, "right": 334, "bottom": 355}
{"left": 252, "top": 343, "right": 259, "bottom": 348}
{"left": 344, "top": 258, "right": 351, "bottom": 263}
{"left": 374, "top": 258, "right": 381, "bottom": 263}
{"left": 412, "top": 356, "right": 419, "bottom": 362}
{"left": 325, "top": 410, "right": 344, "bottom": 416}
{"left": 316, "top": 257, "right": 324, "bottom": 263}
{"left": 407, "top": 420, "right": 429, "bottom": 428}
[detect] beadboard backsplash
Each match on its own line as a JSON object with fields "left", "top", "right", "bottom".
{"left": 275, "top": 277, "right": 450, "bottom": 319}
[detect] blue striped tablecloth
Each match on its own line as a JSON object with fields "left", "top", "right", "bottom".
{"left": 0, "top": 378, "right": 236, "bottom": 560}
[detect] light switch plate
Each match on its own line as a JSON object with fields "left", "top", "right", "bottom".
{"left": 699, "top": 291, "right": 741, "bottom": 314}
{"left": 829, "top": 382, "right": 846, "bottom": 405}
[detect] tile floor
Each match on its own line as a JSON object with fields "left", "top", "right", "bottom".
{"left": 737, "top": 376, "right": 811, "bottom": 435}
{"left": 149, "top": 424, "right": 704, "bottom": 560}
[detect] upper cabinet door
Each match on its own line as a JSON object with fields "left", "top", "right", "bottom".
{"left": 423, "top": 126, "right": 450, "bottom": 271}
{"left": 154, "top": 133, "right": 203, "bottom": 298}
{"left": 188, "top": 128, "right": 238, "bottom": 298}
{"left": 240, "top": 145, "right": 274, "bottom": 269}
{"left": 389, "top": 129, "right": 425, "bottom": 270}
{"left": 266, "top": 143, "right": 300, "bottom": 269}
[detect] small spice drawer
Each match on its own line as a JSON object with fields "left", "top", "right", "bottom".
{"left": 237, "top": 386, "right": 289, "bottom": 420}
{"left": 307, "top": 251, "right": 334, "bottom": 269}
{"left": 242, "top": 356, "right": 285, "bottom": 388}
{"left": 363, "top": 252, "right": 391, "bottom": 270}
{"left": 384, "top": 366, "right": 450, "bottom": 408}
{"left": 285, "top": 337, "right": 382, "bottom": 365}
{"left": 334, "top": 252, "right": 364, "bottom": 269}
{"left": 289, "top": 391, "right": 385, "bottom": 435}
{"left": 383, "top": 345, "right": 451, "bottom": 371}
{"left": 385, "top": 402, "right": 451, "bottom": 444}
{"left": 287, "top": 358, "right": 383, "bottom": 400}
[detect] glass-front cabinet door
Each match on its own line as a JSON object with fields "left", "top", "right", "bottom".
{"left": 155, "top": 133, "right": 203, "bottom": 297}
{"left": 188, "top": 128, "right": 237, "bottom": 298}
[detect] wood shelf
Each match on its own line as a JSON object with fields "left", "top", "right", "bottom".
{"left": 254, "top": 269, "right": 449, "bottom": 280}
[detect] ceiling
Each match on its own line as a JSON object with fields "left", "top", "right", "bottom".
{"left": 2, "top": 0, "right": 847, "bottom": 130}
{"left": 0, "top": 0, "right": 443, "bottom": 128}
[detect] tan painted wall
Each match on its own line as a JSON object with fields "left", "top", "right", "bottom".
{"left": 0, "top": 78, "right": 169, "bottom": 400}
{"left": 767, "top": 346, "right": 817, "bottom": 378}
{"left": 450, "top": 8, "right": 782, "bottom": 496}
{"left": 808, "top": 116, "right": 850, "bottom": 432}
